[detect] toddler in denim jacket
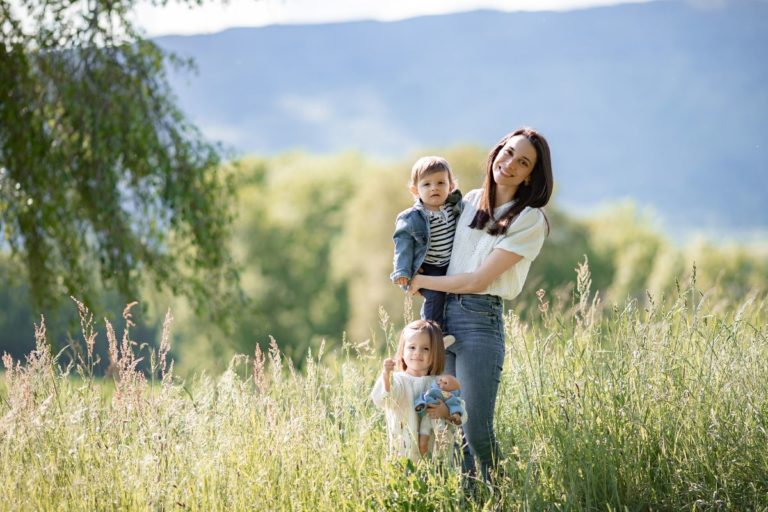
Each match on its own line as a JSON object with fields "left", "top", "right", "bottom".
{"left": 390, "top": 156, "right": 462, "bottom": 329}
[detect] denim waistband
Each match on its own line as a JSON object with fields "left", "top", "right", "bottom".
{"left": 446, "top": 293, "right": 502, "bottom": 306}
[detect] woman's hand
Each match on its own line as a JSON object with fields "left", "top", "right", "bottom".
{"left": 407, "top": 274, "right": 424, "bottom": 297}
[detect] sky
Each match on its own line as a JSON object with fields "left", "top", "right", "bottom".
{"left": 133, "top": 0, "right": 659, "bottom": 36}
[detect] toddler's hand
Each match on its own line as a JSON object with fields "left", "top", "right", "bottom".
{"left": 394, "top": 276, "right": 409, "bottom": 287}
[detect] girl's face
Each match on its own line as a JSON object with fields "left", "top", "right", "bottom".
{"left": 492, "top": 135, "right": 537, "bottom": 192}
{"left": 402, "top": 331, "right": 433, "bottom": 377}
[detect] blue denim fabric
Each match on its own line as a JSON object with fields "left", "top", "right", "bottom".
{"left": 443, "top": 293, "right": 505, "bottom": 480}
{"left": 414, "top": 384, "right": 464, "bottom": 417}
{"left": 419, "top": 261, "right": 448, "bottom": 328}
{"left": 390, "top": 189, "right": 462, "bottom": 284}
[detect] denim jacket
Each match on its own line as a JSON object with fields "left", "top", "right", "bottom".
{"left": 390, "top": 189, "right": 463, "bottom": 284}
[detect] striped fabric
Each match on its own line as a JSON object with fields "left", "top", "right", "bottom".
{"left": 423, "top": 206, "right": 457, "bottom": 266}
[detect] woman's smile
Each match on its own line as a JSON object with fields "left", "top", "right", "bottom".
{"left": 492, "top": 135, "right": 537, "bottom": 192}
{"left": 495, "top": 164, "right": 513, "bottom": 178}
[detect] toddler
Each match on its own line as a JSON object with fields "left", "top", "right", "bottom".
{"left": 370, "top": 319, "right": 466, "bottom": 462}
{"left": 390, "top": 156, "right": 461, "bottom": 329}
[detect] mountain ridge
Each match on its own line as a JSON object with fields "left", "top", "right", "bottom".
{"left": 156, "top": 0, "right": 768, "bottom": 236}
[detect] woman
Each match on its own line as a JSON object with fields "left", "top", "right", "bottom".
{"left": 413, "top": 127, "right": 554, "bottom": 480}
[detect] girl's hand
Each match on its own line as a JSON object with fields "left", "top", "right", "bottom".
{"left": 426, "top": 400, "right": 451, "bottom": 422}
{"left": 382, "top": 358, "right": 395, "bottom": 392}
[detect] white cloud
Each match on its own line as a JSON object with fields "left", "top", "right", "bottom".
{"left": 276, "top": 90, "right": 416, "bottom": 155}
{"left": 133, "top": 0, "right": 658, "bottom": 36}
{"left": 198, "top": 122, "right": 249, "bottom": 147}
{"left": 277, "top": 95, "right": 334, "bottom": 124}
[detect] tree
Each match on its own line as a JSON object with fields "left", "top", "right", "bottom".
{"left": 232, "top": 154, "right": 354, "bottom": 361}
{"left": 0, "top": 0, "right": 241, "bottom": 326}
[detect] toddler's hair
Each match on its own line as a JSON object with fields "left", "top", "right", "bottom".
{"left": 409, "top": 156, "right": 456, "bottom": 189}
{"left": 394, "top": 319, "right": 446, "bottom": 375}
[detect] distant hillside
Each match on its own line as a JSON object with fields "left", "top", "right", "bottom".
{"left": 156, "top": 0, "right": 768, "bottom": 237}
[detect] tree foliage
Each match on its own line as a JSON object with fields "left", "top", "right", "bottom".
{"left": 0, "top": 0, "right": 240, "bottom": 324}
{"left": 2, "top": 147, "right": 767, "bottom": 373}
{"left": 231, "top": 154, "right": 355, "bottom": 360}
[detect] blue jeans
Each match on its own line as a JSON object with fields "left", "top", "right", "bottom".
{"left": 443, "top": 293, "right": 505, "bottom": 480}
{"left": 419, "top": 262, "right": 448, "bottom": 328}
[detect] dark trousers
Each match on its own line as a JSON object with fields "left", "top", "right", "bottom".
{"left": 419, "top": 261, "right": 448, "bottom": 329}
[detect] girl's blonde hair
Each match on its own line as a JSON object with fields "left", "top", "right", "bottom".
{"left": 394, "top": 319, "right": 446, "bottom": 375}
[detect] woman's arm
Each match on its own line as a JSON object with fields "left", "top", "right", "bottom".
{"left": 409, "top": 248, "right": 523, "bottom": 295}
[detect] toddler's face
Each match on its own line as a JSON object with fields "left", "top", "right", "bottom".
{"left": 412, "top": 170, "right": 451, "bottom": 211}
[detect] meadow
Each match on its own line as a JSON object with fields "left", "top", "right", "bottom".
{"left": 1, "top": 266, "right": 766, "bottom": 511}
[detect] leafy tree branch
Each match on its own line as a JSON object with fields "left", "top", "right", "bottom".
{"left": 0, "top": 0, "right": 243, "bottom": 328}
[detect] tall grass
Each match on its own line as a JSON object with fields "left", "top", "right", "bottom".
{"left": 1, "top": 272, "right": 766, "bottom": 511}
{"left": 497, "top": 263, "right": 767, "bottom": 510}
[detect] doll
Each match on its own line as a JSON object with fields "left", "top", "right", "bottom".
{"left": 414, "top": 374, "right": 465, "bottom": 455}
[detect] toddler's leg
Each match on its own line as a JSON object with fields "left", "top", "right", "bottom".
{"left": 420, "top": 289, "right": 443, "bottom": 325}
{"left": 418, "top": 263, "right": 448, "bottom": 328}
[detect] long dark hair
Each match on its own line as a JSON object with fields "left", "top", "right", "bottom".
{"left": 469, "top": 127, "right": 554, "bottom": 236}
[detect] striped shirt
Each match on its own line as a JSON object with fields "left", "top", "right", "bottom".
{"left": 424, "top": 205, "right": 457, "bottom": 266}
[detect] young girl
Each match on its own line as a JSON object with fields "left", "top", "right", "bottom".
{"left": 370, "top": 319, "right": 465, "bottom": 462}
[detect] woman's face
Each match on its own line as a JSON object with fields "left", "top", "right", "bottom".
{"left": 492, "top": 135, "right": 538, "bottom": 191}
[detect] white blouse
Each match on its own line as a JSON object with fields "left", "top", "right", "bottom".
{"left": 446, "top": 189, "right": 547, "bottom": 300}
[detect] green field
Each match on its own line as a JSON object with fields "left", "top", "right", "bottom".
{"left": 1, "top": 272, "right": 766, "bottom": 511}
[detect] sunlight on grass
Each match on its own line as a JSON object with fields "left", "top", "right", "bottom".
{"left": 1, "top": 268, "right": 767, "bottom": 511}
